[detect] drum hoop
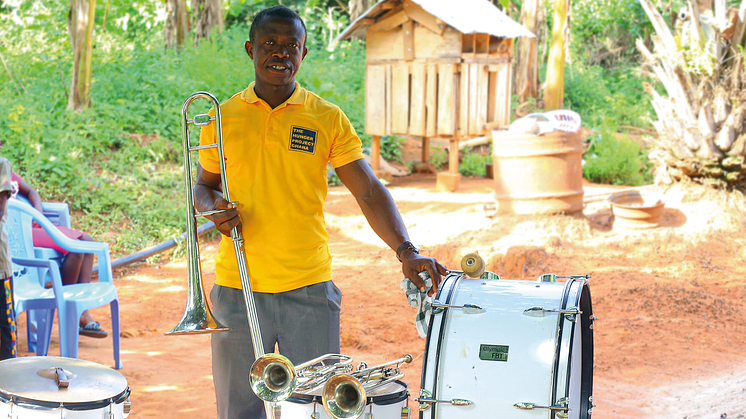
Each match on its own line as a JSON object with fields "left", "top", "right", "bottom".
{"left": 550, "top": 279, "right": 575, "bottom": 409}
{"left": 580, "top": 284, "right": 595, "bottom": 416}
{"left": 551, "top": 279, "right": 587, "bottom": 410}
{"left": 559, "top": 280, "right": 594, "bottom": 418}
{"left": 286, "top": 380, "right": 408, "bottom": 406}
{"left": 424, "top": 272, "right": 464, "bottom": 419}
{"left": 365, "top": 380, "right": 408, "bottom": 406}
{"left": 0, "top": 386, "right": 130, "bottom": 411}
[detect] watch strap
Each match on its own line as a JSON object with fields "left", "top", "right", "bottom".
{"left": 396, "top": 240, "right": 419, "bottom": 262}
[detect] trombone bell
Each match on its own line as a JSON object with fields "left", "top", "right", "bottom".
{"left": 166, "top": 262, "right": 229, "bottom": 335}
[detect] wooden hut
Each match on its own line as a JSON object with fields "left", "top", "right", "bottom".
{"left": 336, "top": 0, "right": 534, "bottom": 191}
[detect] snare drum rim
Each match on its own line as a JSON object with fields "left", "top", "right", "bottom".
{"left": 0, "top": 386, "right": 130, "bottom": 412}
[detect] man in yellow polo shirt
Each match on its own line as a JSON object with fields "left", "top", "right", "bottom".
{"left": 194, "top": 5, "right": 448, "bottom": 419}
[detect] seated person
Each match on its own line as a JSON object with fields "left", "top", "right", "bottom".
{"left": 11, "top": 172, "right": 107, "bottom": 339}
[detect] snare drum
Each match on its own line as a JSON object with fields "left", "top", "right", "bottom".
{"left": 0, "top": 356, "right": 131, "bottom": 419}
{"left": 419, "top": 272, "right": 594, "bottom": 418}
{"left": 280, "top": 380, "right": 409, "bottom": 419}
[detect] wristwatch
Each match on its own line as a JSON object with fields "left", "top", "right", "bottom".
{"left": 396, "top": 240, "right": 420, "bottom": 262}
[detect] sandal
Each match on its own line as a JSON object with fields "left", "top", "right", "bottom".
{"left": 80, "top": 321, "right": 108, "bottom": 339}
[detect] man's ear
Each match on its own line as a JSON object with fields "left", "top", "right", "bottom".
{"left": 245, "top": 40, "right": 253, "bottom": 60}
{"left": 302, "top": 46, "right": 308, "bottom": 61}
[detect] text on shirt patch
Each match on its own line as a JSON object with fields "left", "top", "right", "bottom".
{"left": 289, "top": 126, "right": 318, "bottom": 155}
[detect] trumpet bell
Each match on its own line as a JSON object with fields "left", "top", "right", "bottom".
{"left": 322, "top": 374, "right": 367, "bottom": 419}
{"left": 250, "top": 353, "right": 296, "bottom": 402}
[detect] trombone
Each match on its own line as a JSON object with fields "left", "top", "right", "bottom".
{"left": 166, "top": 91, "right": 231, "bottom": 336}
{"left": 321, "top": 354, "right": 413, "bottom": 419}
{"left": 167, "top": 91, "right": 285, "bottom": 415}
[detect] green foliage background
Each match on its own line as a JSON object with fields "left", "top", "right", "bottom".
{"left": 0, "top": 0, "right": 682, "bottom": 259}
{"left": 0, "top": 1, "right": 365, "bottom": 257}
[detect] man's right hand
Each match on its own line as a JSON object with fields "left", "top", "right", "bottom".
{"left": 210, "top": 198, "right": 241, "bottom": 237}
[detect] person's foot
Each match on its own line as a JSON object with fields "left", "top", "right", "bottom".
{"left": 79, "top": 321, "right": 108, "bottom": 339}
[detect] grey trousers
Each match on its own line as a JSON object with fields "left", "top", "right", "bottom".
{"left": 210, "top": 282, "right": 342, "bottom": 419}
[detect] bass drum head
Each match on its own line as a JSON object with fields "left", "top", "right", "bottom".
{"left": 420, "top": 273, "right": 594, "bottom": 419}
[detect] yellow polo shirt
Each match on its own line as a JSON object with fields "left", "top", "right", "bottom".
{"left": 198, "top": 82, "right": 364, "bottom": 293}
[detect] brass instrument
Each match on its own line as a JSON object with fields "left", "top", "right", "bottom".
{"left": 166, "top": 92, "right": 231, "bottom": 336}
{"left": 250, "top": 353, "right": 355, "bottom": 402}
{"left": 167, "top": 91, "right": 284, "bottom": 415}
{"left": 321, "top": 354, "right": 413, "bottom": 419}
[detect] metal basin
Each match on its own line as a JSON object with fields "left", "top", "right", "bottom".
{"left": 608, "top": 190, "right": 665, "bottom": 229}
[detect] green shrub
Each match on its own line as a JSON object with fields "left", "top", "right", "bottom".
{"left": 582, "top": 125, "right": 653, "bottom": 186}
{"left": 429, "top": 144, "right": 448, "bottom": 171}
{"left": 459, "top": 149, "right": 490, "bottom": 177}
{"left": 380, "top": 135, "right": 405, "bottom": 163}
{"left": 563, "top": 61, "right": 653, "bottom": 129}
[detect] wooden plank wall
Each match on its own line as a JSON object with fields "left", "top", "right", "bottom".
{"left": 365, "top": 65, "right": 387, "bottom": 135}
{"left": 364, "top": 60, "right": 512, "bottom": 137}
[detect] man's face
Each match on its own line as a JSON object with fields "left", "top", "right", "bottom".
{"left": 246, "top": 17, "right": 307, "bottom": 88}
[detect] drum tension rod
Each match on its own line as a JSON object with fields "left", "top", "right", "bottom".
{"left": 514, "top": 401, "right": 569, "bottom": 412}
{"left": 416, "top": 397, "right": 474, "bottom": 411}
{"left": 522, "top": 306, "right": 581, "bottom": 317}
{"left": 428, "top": 301, "right": 485, "bottom": 314}
{"left": 416, "top": 390, "right": 473, "bottom": 411}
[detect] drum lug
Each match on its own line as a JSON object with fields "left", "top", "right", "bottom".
{"left": 537, "top": 273, "right": 557, "bottom": 282}
{"left": 536, "top": 274, "right": 591, "bottom": 283}
{"left": 429, "top": 301, "right": 485, "bottom": 314}
{"left": 416, "top": 389, "right": 473, "bottom": 411}
{"left": 400, "top": 406, "right": 411, "bottom": 419}
{"left": 523, "top": 306, "right": 581, "bottom": 318}
{"left": 123, "top": 391, "right": 132, "bottom": 418}
{"left": 480, "top": 271, "right": 500, "bottom": 280}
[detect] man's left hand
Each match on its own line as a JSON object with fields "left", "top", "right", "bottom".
{"left": 401, "top": 252, "right": 448, "bottom": 297}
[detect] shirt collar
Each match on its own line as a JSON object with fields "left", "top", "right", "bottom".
{"left": 241, "top": 82, "right": 306, "bottom": 107}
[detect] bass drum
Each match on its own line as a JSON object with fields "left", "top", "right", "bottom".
{"left": 280, "top": 380, "right": 410, "bottom": 419}
{"left": 0, "top": 356, "right": 131, "bottom": 419}
{"left": 419, "top": 272, "right": 594, "bottom": 418}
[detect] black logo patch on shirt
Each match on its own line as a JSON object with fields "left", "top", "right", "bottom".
{"left": 289, "top": 126, "right": 318, "bottom": 155}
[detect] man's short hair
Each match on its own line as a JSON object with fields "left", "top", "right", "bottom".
{"left": 249, "top": 5, "right": 307, "bottom": 44}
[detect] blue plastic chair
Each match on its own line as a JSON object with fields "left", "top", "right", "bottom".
{"left": 11, "top": 195, "right": 72, "bottom": 353}
{"left": 6, "top": 199, "right": 122, "bottom": 369}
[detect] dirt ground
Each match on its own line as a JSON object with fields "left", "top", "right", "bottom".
{"left": 10, "top": 174, "right": 746, "bottom": 419}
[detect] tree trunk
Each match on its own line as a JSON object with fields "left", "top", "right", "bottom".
{"left": 513, "top": 0, "right": 543, "bottom": 104}
{"left": 164, "top": 0, "right": 189, "bottom": 49}
{"left": 67, "top": 0, "right": 96, "bottom": 112}
{"left": 544, "top": 0, "right": 569, "bottom": 111}
{"left": 194, "top": 0, "right": 223, "bottom": 43}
